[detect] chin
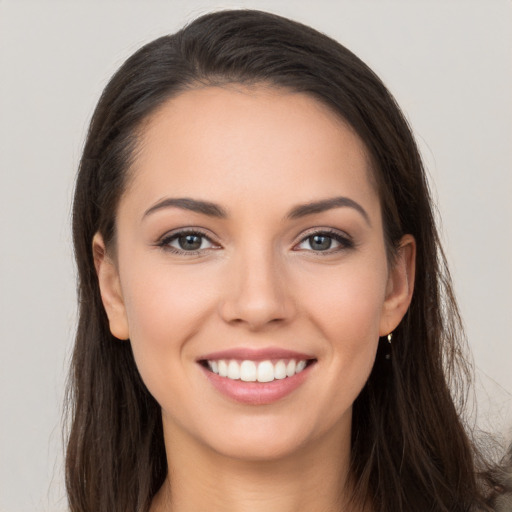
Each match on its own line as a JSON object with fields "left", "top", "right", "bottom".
{"left": 194, "top": 409, "right": 348, "bottom": 464}
{"left": 210, "top": 431, "right": 309, "bottom": 462}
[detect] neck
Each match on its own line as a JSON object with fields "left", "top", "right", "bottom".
{"left": 151, "top": 421, "right": 359, "bottom": 512}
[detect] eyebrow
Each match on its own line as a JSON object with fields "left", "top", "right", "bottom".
{"left": 287, "top": 197, "right": 371, "bottom": 225}
{"left": 143, "top": 195, "right": 370, "bottom": 225}
{"left": 143, "top": 197, "right": 228, "bottom": 219}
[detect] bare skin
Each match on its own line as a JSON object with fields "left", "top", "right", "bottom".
{"left": 94, "top": 85, "right": 415, "bottom": 512}
{"left": 150, "top": 424, "right": 351, "bottom": 512}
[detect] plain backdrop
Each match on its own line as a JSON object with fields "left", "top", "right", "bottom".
{"left": 0, "top": 1, "right": 511, "bottom": 511}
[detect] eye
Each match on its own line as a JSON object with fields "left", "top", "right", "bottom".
{"left": 159, "top": 230, "right": 218, "bottom": 254}
{"left": 295, "top": 230, "right": 353, "bottom": 253}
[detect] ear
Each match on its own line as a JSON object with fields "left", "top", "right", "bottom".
{"left": 92, "top": 233, "right": 130, "bottom": 340}
{"left": 379, "top": 234, "right": 416, "bottom": 336}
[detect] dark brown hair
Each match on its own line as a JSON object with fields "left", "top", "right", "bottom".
{"left": 67, "top": 9, "right": 491, "bottom": 512}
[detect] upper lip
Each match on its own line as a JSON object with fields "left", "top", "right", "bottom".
{"left": 197, "top": 347, "right": 316, "bottom": 362}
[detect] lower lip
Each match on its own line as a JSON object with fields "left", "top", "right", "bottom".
{"left": 200, "top": 363, "right": 314, "bottom": 405}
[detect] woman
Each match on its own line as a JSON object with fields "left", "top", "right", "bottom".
{"left": 66, "top": 9, "right": 501, "bottom": 512}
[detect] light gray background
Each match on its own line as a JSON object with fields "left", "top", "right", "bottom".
{"left": 1, "top": 1, "right": 511, "bottom": 511}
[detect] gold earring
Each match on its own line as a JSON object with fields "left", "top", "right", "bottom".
{"left": 385, "top": 333, "right": 393, "bottom": 360}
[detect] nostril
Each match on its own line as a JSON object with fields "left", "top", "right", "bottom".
{"left": 217, "top": 275, "right": 295, "bottom": 329}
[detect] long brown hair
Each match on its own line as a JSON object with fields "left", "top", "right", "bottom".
{"left": 67, "top": 9, "right": 490, "bottom": 511}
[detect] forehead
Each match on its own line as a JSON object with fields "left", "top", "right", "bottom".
{"left": 124, "top": 85, "right": 378, "bottom": 218}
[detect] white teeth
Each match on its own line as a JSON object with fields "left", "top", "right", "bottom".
{"left": 207, "top": 358, "right": 310, "bottom": 382}
{"left": 240, "top": 360, "right": 257, "bottom": 382}
{"left": 286, "top": 359, "right": 296, "bottom": 377}
{"left": 227, "top": 360, "right": 240, "bottom": 380}
{"left": 274, "top": 360, "right": 287, "bottom": 380}
{"left": 296, "top": 360, "right": 307, "bottom": 373}
{"left": 218, "top": 360, "right": 228, "bottom": 377}
{"left": 257, "top": 360, "right": 274, "bottom": 382}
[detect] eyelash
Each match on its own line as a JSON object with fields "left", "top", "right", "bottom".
{"left": 293, "top": 228, "right": 354, "bottom": 254}
{"left": 157, "top": 229, "right": 219, "bottom": 255}
{"left": 157, "top": 228, "right": 354, "bottom": 256}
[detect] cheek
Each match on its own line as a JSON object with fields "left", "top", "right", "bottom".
{"left": 119, "top": 257, "right": 220, "bottom": 394}
{"left": 295, "top": 258, "right": 387, "bottom": 402}
{"left": 299, "top": 257, "right": 388, "bottom": 345}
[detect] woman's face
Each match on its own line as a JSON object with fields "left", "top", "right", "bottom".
{"left": 95, "top": 85, "right": 414, "bottom": 462}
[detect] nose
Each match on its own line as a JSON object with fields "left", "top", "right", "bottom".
{"left": 218, "top": 245, "right": 295, "bottom": 331}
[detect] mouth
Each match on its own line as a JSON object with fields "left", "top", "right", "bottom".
{"left": 197, "top": 348, "right": 317, "bottom": 404}
{"left": 199, "top": 358, "right": 316, "bottom": 383}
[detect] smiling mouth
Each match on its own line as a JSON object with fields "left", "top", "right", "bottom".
{"left": 200, "top": 358, "right": 317, "bottom": 383}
